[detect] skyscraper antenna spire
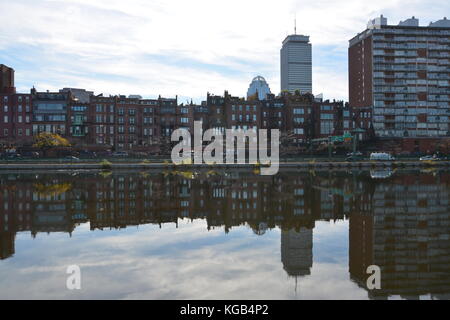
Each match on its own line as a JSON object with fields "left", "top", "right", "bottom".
{"left": 294, "top": 15, "right": 297, "bottom": 35}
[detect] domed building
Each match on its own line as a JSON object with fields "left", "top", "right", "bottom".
{"left": 247, "top": 76, "right": 271, "bottom": 100}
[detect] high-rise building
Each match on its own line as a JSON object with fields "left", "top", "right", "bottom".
{"left": 247, "top": 76, "right": 271, "bottom": 100}
{"left": 280, "top": 35, "right": 312, "bottom": 94}
{"left": 349, "top": 15, "right": 450, "bottom": 140}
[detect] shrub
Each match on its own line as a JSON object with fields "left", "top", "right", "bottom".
{"left": 99, "top": 159, "right": 112, "bottom": 170}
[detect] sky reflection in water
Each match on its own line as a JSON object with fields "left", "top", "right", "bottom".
{"left": 0, "top": 169, "right": 449, "bottom": 300}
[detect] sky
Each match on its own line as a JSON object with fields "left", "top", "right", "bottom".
{"left": 0, "top": 0, "right": 449, "bottom": 103}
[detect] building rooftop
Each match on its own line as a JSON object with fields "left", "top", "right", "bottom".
{"left": 367, "top": 15, "right": 450, "bottom": 29}
{"left": 282, "top": 34, "right": 310, "bottom": 45}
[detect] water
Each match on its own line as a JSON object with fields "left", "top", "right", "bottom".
{"left": 0, "top": 168, "right": 449, "bottom": 300}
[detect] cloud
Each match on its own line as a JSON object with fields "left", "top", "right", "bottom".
{"left": 1, "top": 0, "right": 449, "bottom": 102}
{"left": 0, "top": 219, "right": 370, "bottom": 299}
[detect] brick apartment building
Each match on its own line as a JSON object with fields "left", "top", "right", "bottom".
{"left": 349, "top": 15, "right": 450, "bottom": 152}
{"left": 0, "top": 63, "right": 358, "bottom": 154}
{"left": 0, "top": 66, "right": 33, "bottom": 148}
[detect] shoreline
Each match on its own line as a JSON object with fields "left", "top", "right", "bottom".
{"left": 0, "top": 160, "right": 449, "bottom": 171}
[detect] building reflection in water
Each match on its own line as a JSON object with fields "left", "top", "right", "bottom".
{"left": 281, "top": 228, "right": 313, "bottom": 277}
{"left": 0, "top": 169, "right": 449, "bottom": 299}
{"left": 350, "top": 172, "right": 450, "bottom": 299}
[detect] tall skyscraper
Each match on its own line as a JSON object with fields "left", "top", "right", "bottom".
{"left": 280, "top": 35, "right": 312, "bottom": 94}
{"left": 349, "top": 15, "right": 450, "bottom": 139}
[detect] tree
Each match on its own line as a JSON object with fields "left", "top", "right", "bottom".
{"left": 33, "top": 132, "right": 71, "bottom": 156}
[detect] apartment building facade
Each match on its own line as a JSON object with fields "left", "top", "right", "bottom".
{"left": 0, "top": 64, "right": 354, "bottom": 153}
{"left": 349, "top": 15, "right": 450, "bottom": 151}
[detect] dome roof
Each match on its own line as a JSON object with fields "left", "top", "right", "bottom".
{"left": 251, "top": 76, "right": 267, "bottom": 83}
{"left": 247, "top": 75, "right": 271, "bottom": 100}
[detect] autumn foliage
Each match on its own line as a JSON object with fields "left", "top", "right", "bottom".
{"left": 33, "top": 132, "right": 71, "bottom": 149}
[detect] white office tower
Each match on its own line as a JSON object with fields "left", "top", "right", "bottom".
{"left": 280, "top": 34, "right": 312, "bottom": 94}
{"left": 247, "top": 76, "right": 272, "bottom": 100}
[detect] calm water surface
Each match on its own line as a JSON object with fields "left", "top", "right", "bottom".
{"left": 0, "top": 168, "right": 449, "bottom": 300}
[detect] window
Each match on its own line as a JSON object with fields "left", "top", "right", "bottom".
{"left": 320, "top": 122, "right": 334, "bottom": 135}
{"left": 293, "top": 108, "right": 304, "bottom": 115}
{"left": 4, "top": 115, "right": 8, "bottom": 123}
{"left": 18, "top": 129, "right": 23, "bottom": 136}
{"left": 294, "top": 128, "right": 304, "bottom": 135}
{"left": 18, "top": 115, "right": 23, "bottom": 123}
{"left": 129, "top": 109, "right": 136, "bottom": 116}
{"left": 320, "top": 114, "right": 334, "bottom": 120}
{"left": 4, "top": 105, "right": 8, "bottom": 112}
{"left": 344, "top": 120, "right": 350, "bottom": 129}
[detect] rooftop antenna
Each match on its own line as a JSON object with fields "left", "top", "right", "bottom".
{"left": 294, "top": 15, "right": 297, "bottom": 35}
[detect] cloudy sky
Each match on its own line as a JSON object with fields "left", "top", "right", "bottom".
{"left": 0, "top": 0, "right": 449, "bottom": 103}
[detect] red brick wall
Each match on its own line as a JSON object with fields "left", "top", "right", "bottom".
{"left": 349, "top": 35, "right": 373, "bottom": 109}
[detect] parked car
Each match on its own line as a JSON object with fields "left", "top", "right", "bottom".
{"left": 1, "top": 152, "right": 22, "bottom": 159}
{"left": 346, "top": 154, "right": 365, "bottom": 162}
{"left": 347, "top": 151, "right": 363, "bottom": 157}
{"left": 20, "top": 151, "right": 40, "bottom": 158}
{"left": 62, "top": 156, "right": 80, "bottom": 162}
{"left": 420, "top": 154, "right": 442, "bottom": 161}
{"left": 112, "top": 151, "right": 129, "bottom": 157}
{"left": 370, "top": 152, "right": 395, "bottom": 161}
{"left": 78, "top": 150, "right": 97, "bottom": 158}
